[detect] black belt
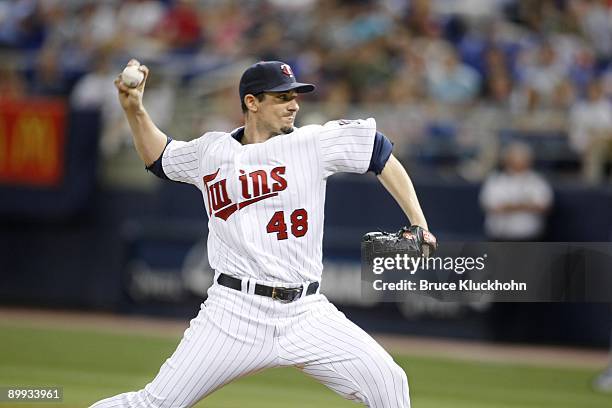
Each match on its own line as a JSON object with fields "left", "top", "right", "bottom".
{"left": 217, "top": 273, "right": 319, "bottom": 303}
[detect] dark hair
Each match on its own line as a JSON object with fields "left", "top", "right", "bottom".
{"left": 241, "top": 92, "right": 266, "bottom": 113}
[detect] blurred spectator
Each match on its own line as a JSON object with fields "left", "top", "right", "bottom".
{"left": 433, "top": 0, "right": 512, "bottom": 20}
{"left": 568, "top": 46, "right": 598, "bottom": 94}
{"left": 267, "top": 0, "right": 317, "bottom": 11}
{"left": 457, "top": 46, "right": 512, "bottom": 177}
{"left": 116, "top": 0, "right": 165, "bottom": 58}
{"left": 347, "top": 40, "right": 394, "bottom": 103}
{"left": 76, "top": 1, "right": 118, "bottom": 53}
{"left": 201, "top": 2, "right": 251, "bottom": 57}
{"left": 405, "top": 0, "right": 440, "bottom": 37}
{"left": 0, "top": 59, "right": 27, "bottom": 100}
{"left": 426, "top": 46, "right": 482, "bottom": 104}
{"left": 153, "top": 0, "right": 203, "bottom": 54}
{"left": 604, "top": 68, "right": 612, "bottom": 98}
{"left": 246, "top": 21, "right": 285, "bottom": 61}
{"left": 195, "top": 87, "right": 242, "bottom": 137}
{"left": 328, "top": 2, "right": 393, "bottom": 49}
{"left": 386, "top": 34, "right": 429, "bottom": 104}
{"left": 515, "top": 42, "right": 574, "bottom": 111}
{"left": 70, "top": 51, "right": 115, "bottom": 110}
{"left": 28, "top": 46, "right": 70, "bottom": 96}
{"left": 117, "top": 0, "right": 164, "bottom": 37}
{"left": 568, "top": 77, "right": 612, "bottom": 183}
{"left": 514, "top": 0, "right": 576, "bottom": 34}
{"left": 321, "top": 79, "right": 352, "bottom": 119}
{"left": 480, "top": 142, "right": 554, "bottom": 241}
{"left": 482, "top": 46, "right": 514, "bottom": 105}
{"left": 38, "top": 1, "right": 76, "bottom": 51}
{"left": 486, "top": 72, "right": 514, "bottom": 105}
{"left": 70, "top": 50, "right": 123, "bottom": 157}
{"left": 575, "top": 0, "right": 612, "bottom": 67}
{"left": 0, "top": 0, "right": 46, "bottom": 50}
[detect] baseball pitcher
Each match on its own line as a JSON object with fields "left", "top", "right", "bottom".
{"left": 90, "top": 60, "right": 437, "bottom": 408}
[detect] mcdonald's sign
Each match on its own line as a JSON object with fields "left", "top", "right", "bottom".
{"left": 0, "top": 99, "right": 66, "bottom": 187}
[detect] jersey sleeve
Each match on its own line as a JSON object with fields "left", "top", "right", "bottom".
{"left": 317, "top": 118, "right": 377, "bottom": 178}
{"left": 161, "top": 136, "right": 208, "bottom": 186}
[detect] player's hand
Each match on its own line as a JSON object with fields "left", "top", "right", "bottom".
{"left": 114, "top": 59, "right": 149, "bottom": 112}
{"left": 401, "top": 225, "right": 437, "bottom": 257}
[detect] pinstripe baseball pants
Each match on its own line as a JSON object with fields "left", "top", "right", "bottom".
{"left": 90, "top": 284, "right": 410, "bottom": 407}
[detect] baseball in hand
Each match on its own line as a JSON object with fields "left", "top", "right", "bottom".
{"left": 121, "top": 65, "right": 144, "bottom": 88}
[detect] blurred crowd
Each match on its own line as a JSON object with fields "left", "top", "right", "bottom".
{"left": 1, "top": 0, "right": 612, "bottom": 183}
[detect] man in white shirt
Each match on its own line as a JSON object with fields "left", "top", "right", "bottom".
{"left": 480, "top": 142, "right": 553, "bottom": 241}
{"left": 569, "top": 78, "right": 612, "bottom": 184}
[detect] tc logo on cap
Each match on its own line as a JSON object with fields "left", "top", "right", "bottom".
{"left": 280, "top": 64, "right": 294, "bottom": 77}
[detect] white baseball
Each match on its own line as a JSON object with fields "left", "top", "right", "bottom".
{"left": 121, "top": 65, "right": 144, "bottom": 88}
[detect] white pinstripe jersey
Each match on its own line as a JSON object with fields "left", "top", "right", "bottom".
{"left": 161, "top": 118, "right": 376, "bottom": 284}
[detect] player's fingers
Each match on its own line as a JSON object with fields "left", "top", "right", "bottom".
{"left": 139, "top": 64, "right": 149, "bottom": 82}
{"left": 136, "top": 65, "right": 148, "bottom": 91}
{"left": 114, "top": 76, "right": 132, "bottom": 94}
{"left": 114, "top": 76, "right": 126, "bottom": 92}
{"left": 114, "top": 77, "right": 123, "bottom": 91}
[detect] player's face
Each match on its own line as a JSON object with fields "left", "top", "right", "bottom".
{"left": 258, "top": 91, "right": 300, "bottom": 135}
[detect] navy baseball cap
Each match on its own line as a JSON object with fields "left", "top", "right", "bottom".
{"left": 239, "top": 61, "right": 315, "bottom": 101}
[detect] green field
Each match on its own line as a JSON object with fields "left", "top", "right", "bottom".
{"left": 0, "top": 324, "right": 610, "bottom": 408}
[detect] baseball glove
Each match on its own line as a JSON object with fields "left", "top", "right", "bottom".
{"left": 361, "top": 225, "right": 438, "bottom": 259}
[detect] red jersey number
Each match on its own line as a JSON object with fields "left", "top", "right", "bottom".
{"left": 266, "top": 209, "right": 308, "bottom": 240}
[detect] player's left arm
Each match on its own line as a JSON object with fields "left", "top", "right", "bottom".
{"left": 315, "top": 121, "right": 435, "bottom": 250}
{"left": 377, "top": 154, "right": 428, "bottom": 230}
{"left": 367, "top": 128, "right": 437, "bottom": 253}
{"left": 365, "top": 129, "right": 428, "bottom": 229}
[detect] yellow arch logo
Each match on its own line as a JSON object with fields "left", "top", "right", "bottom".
{"left": 10, "top": 113, "right": 58, "bottom": 176}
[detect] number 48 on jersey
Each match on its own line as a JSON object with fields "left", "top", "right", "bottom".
{"left": 266, "top": 209, "right": 308, "bottom": 240}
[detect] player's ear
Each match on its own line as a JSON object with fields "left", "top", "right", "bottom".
{"left": 244, "top": 94, "right": 259, "bottom": 113}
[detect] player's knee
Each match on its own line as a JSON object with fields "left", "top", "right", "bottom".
{"left": 394, "top": 364, "right": 410, "bottom": 407}
{"left": 394, "top": 362, "right": 408, "bottom": 387}
{"left": 386, "top": 361, "right": 410, "bottom": 407}
{"left": 125, "top": 388, "right": 189, "bottom": 408}
{"left": 89, "top": 391, "right": 151, "bottom": 408}
{"left": 144, "top": 390, "right": 190, "bottom": 408}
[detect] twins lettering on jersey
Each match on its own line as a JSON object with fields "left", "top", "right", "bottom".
{"left": 203, "top": 166, "right": 287, "bottom": 221}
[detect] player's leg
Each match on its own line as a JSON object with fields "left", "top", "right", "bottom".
{"left": 90, "top": 285, "right": 277, "bottom": 408}
{"left": 279, "top": 296, "right": 409, "bottom": 408}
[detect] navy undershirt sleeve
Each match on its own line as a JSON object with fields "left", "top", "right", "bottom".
{"left": 368, "top": 131, "right": 393, "bottom": 175}
{"left": 145, "top": 136, "right": 173, "bottom": 180}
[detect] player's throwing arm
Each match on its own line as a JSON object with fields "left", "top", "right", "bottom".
{"left": 114, "top": 59, "right": 167, "bottom": 166}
